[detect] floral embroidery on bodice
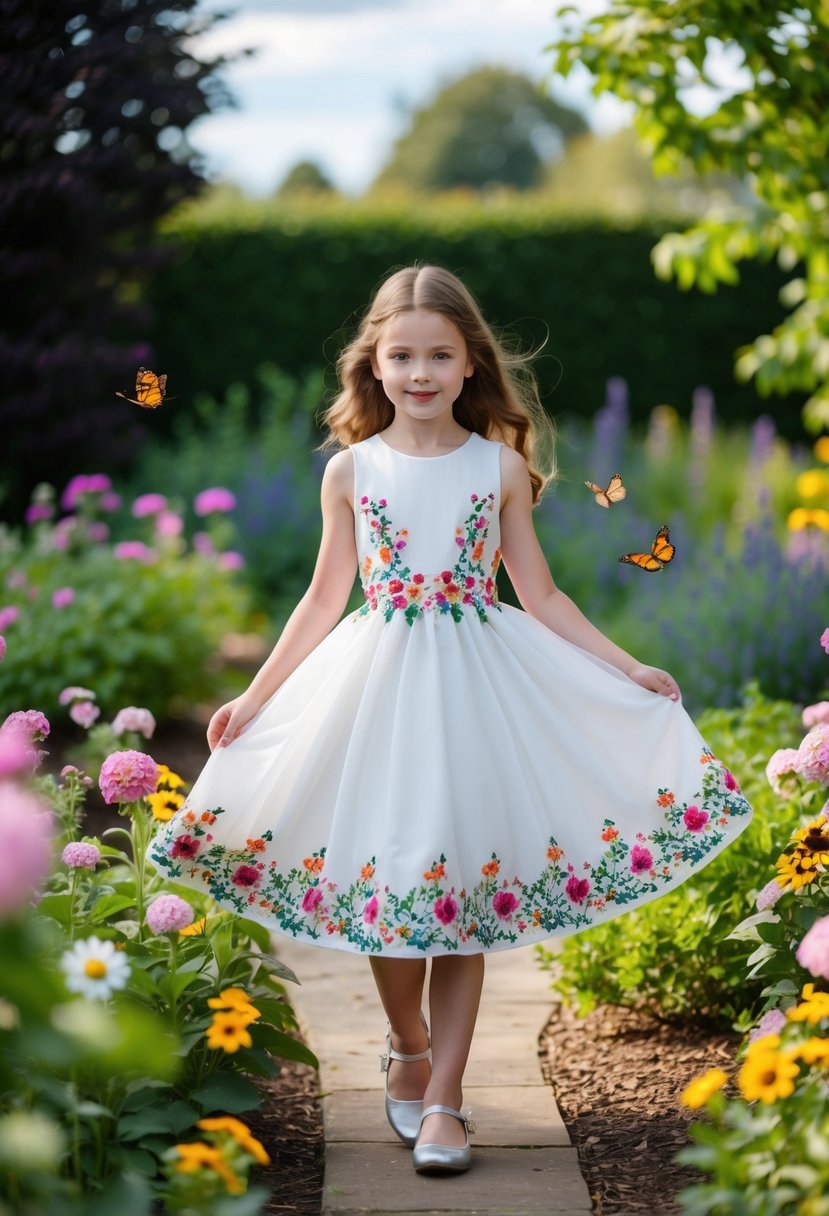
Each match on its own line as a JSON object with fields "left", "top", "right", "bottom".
{"left": 351, "top": 433, "right": 503, "bottom": 624}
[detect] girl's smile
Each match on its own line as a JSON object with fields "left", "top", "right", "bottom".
{"left": 371, "top": 308, "right": 474, "bottom": 426}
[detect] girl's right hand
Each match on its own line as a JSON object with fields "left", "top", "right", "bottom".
{"left": 207, "top": 694, "right": 260, "bottom": 752}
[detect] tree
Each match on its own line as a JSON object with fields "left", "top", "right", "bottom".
{"left": 275, "top": 159, "right": 336, "bottom": 199}
{"left": 372, "top": 66, "right": 587, "bottom": 194}
{"left": 550, "top": 1, "right": 829, "bottom": 431}
{"left": 0, "top": 0, "right": 237, "bottom": 514}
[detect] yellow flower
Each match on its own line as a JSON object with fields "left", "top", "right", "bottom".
{"left": 179, "top": 916, "right": 207, "bottom": 937}
{"left": 796, "top": 470, "right": 829, "bottom": 501}
{"left": 791, "top": 1036, "right": 829, "bottom": 1065}
{"left": 156, "top": 764, "right": 186, "bottom": 790}
{"left": 205, "top": 1011, "right": 254, "bottom": 1053}
{"left": 174, "top": 1141, "right": 223, "bottom": 1172}
{"left": 815, "top": 436, "right": 829, "bottom": 464}
{"left": 791, "top": 820, "right": 829, "bottom": 866}
{"left": 737, "top": 1046, "right": 800, "bottom": 1103}
{"left": 146, "top": 790, "right": 185, "bottom": 821}
{"left": 787, "top": 507, "right": 829, "bottom": 532}
{"left": 207, "top": 988, "right": 261, "bottom": 1020}
{"left": 680, "top": 1067, "right": 728, "bottom": 1109}
{"left": 787, "top": 984, "right": 829, "bottom": 1025}
{"left": 775, "top": 850, "right": 821, "bottom": 890}
{"left": 198, "top": 1115, "right": 251, "bottom": 1139}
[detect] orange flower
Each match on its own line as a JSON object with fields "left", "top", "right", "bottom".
{"left": 200, "top": 811, "right": 216, "bottom": 824}
{"left": 532, "top": 909, "right": 542, "bottom": 923}
{"left": 424, "top": 862, "right": 446, "bottom": 880}
{"left": 406, "top": 584, "right": 422, "bottom": 600}
{"left": 472, "top": 542, "right": 484, "bottom": 562}
{"left": 491, "top": 548, "right": 502, "bottom": 572}
{"left": 546, "top": 845, "right": 563, "bottom": 862}
{"left": 183, "top": 810, "right": 196, "bottom": 824}
{"left": 657, "top": 792, "right": 674, "bottom": 807}
{"left": 601, "top": 826, "right": 619, "bottom": 842}
{"left": 361, "top": 556, "right": 372, "bottom": 578}
{"left": 395, "top": 925, "right": 412, "bottom": 938}
{"left": 303, "top": 855, "right": 324, "bottom": 873}
{"left": 361, "top": 863, "right": 375, "bottom": 880}
{"left": 378, "top": 545, "right": 392, "bottom": 564}
{"left": 481, "top": 859, "right": 500, "bottom": 877}
{"left": 246, "top": 837, "right": 267, "bottom": 853}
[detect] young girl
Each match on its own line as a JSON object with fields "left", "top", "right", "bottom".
{"left": 148, "top": 264, "right": 751, "bottom": 1174}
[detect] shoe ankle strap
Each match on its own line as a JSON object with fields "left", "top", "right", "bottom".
{"left": 420, "top": 1104, "right": 474, "bottom": 1131}
{"left": 380, "top": 1044, "right": 431, "bottom": 1072}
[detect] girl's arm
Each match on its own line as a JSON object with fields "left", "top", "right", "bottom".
{"left": 498, "top": 447, "right": 680, "bottom": 700}
{"left": 209, "top": 451, "right": 358, "bottom": 749}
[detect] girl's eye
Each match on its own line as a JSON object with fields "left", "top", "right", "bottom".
{"left": 433, "top": 352, "right": 449, "bottom": 360}
{"left": 391, "top": 353, "right": 409, "bottom": 361}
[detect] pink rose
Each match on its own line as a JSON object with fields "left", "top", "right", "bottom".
{"left": 630, "top": 845, "right": 654, "bottom": 873}
{"left": 146, "top": 893, "right": 194, "bottom": 934}
{"left": 683, "top": 806, "right": 709, "bottom": 832}
{"left": 0, "top": 781, "right": 53, "bottom": 916}
{"left": 363, "top": 895, "right": 379, "bottom": 924}
{"left": 565, "top": 875, "right": 590, "bottom": 904}
{"left": 434, "top": 894, "right": 458, "bottom": 925}
{"left": 492, "top": 890, "right": 519, "bottom": 920}
{"left": 99, "top": 749, "right": 158, "bottom": 804}
{"left": 796, "top": 914, "right": 829, "bottom": 980}
{"left": 301, "top": 887, "right": 323, "bottom": 913}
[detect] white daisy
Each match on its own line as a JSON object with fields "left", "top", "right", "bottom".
{"left": 59, "top": 936, "right": 131, "bottom": 1001}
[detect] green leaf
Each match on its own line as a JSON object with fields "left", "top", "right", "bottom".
{"left": 189, "top": 1069, "right": 261, "bottom": 1114}
{"left": 252, "top": 1024, "right": 318, "bottom": 1068}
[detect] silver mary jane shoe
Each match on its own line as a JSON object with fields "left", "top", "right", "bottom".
{"left": 412, "top": 1104, "right": 475, "bottom": 1174}
{"left": 380, "top": 1017, "right": 431, "bottom": 1147}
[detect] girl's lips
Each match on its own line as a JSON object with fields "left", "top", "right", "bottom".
{"left": 407, "top": 391, "right": 438, "bottom": 400}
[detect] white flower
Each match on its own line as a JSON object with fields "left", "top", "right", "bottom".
{"left": 60, "top": 936, "right": 130, "bottom": 1001}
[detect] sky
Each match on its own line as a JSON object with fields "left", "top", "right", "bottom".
{"left": 189, "top": 0, "right": 630, "bottom": 196}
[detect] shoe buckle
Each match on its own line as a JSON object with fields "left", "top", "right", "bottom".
{"left": 379, "top": 1052, "right": 389, "bottom": 1074}
{"left": 465, "top": 1111, "right": 477, "bottom": 1135}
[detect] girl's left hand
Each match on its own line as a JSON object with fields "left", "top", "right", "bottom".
{"left": 628, "top": 663, "right": 680, "bottom": 700}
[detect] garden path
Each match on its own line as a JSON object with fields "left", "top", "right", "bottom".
{"left": 274, "top": 938, "right": 593, "bottom": 1216}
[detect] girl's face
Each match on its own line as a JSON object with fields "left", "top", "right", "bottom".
{"left": 371, "top": 308, "right": 474, "bottom": 425}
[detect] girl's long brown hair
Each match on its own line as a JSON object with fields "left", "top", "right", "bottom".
{"left": 321, "top": 265, "right": 556, "bottom": 503}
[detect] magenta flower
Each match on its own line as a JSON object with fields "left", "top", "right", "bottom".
{"left": 192, "top": 532, "right": 215, "bottom": 555}
{"left": 821, "top": 627, "right": 829, "bottom": 655}
{"left": 2, "top": 710, "right": 50, "bottom": 742}
{"left": 25, "top": 503, "right": 53, "bottom": 525}
{"left": 630, "top": 844, "right": 654, "bottom": 873}
{"left": 796, "top": 725, "right": 829, "bottom": 785}
{"left": 565, "top": 875, "right": 590, "bottom": 904}
{"left": 492, "top": 890, "right": 519, "bottom": 920}
{"left": 111, "top": 707, "right": 156, "bottom": 739}
{"left": 232, "top": 864, "right": 260, "bottom": 888}
{"left": 59, "top": 686, "right": 96, "bottom": 706}
{"left": 170, "top": 834, "right": 200, "bottom": 860}
{"left": 132, "top": 493, "right": 168, "bottom": 518}
{"left": 683, "top": 806, "right": 709, "bottom": 833}
{"left": 87, "top": 522, "right": 109, "bottom": 544}
{"left": 0, "top": 781, "right": 53, "bottom": 917}
{"left": 99, "top": 749, "right": 158, "bottom": 804}
{"left": 146, "top": 893, "right": 194, "bottom": 934}
{"left": 0, "top": 607, "right": 20, "bottom": 631}
{"left": 218, "top": 551, "right": 245, "bottom": 571}
{"left": 62, "top": 841, "right": 101, "bottom": 870}
{"left": 155, "top": 510, "right": 183, "bottom": 537}
{"left": 748, "top": 1009, "right": 787, "bottom": 1044}
{"left": 722, "top": 769, "right": 739, "bottom": 792}
{"left": 0, "top": 729, "right": 39, "bottom": 777}
{"left": 796, "top": 914, "right": 829, "bottom": 981}
{"left": 114, "top": 541, "right": 156, "bottom": 563}
{"left": 766, "top": 748, "right": 800, "bottom": 798}
{"left": 756, "top": 879, "right": 785, "bottom": 911}
{"left": 804, "top": 702, "right": 829, "bottom": 728}
{"left": 363, "top": 895, "right": 379, "bottom": 924}
{"left": 301, "top": 887, "right": 323, "bottom": 913}
{"left": 434, "top": 894, "right": 458, "bottom": 925}
{"left": 194, "top": 487, "right": 236, "bottom": 516}
{"left": 0, "top": 635, "right": 5, "bottom": 662}
{"left": 61, "top": 473, "right": 112, "bottom": 511}
{"left": 101, "top": 492, "right": 121, "bottom": 513}
{"left": 69, "top": 701, "right": 101, "bottom": 729}
{"left": 51, "top": 587, "right": 76, "bottom": 610}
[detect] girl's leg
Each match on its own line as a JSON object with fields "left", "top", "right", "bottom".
{"left": 370, "top": 957, "right": 431, "bottom": 1100}
{"left": 419, "top": 953, "right": 485, "bottom": 1148}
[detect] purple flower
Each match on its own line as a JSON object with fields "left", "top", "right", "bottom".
{"left": 155, "top": 510, "right": 183, "bottom": 537}
{"left": 301, "top": 887, "right": 323, "bottom": 913}
{"left": 434, "top": 894, "right": 458, "bottom": 925}
{"left": 61, "top": 473, "right": 112, "bottom": 512}
{"left": 194, "top": 487, "right": 236, "bottom": 516}
{"left": 804, "top": 702, "right": 829, "bottom": 728}
{"left": 132, "top": 493, "right": 168, "bottom": 518}
{"left": 683, "top": 806, "right": 709, "bottom": 833}
{"left": 62, "top": 841, "right": 101, "bottom": 870}
{"left": 630, "top": 844, "right": 654, "bottom": 873}
{"left": 0, "top": 781, "right": 53, "bottom": 916}
{"left": 69, "top": 701, "right": 101, "bottom": 729}
{"left": 821, "top": 627, "right": 829, "bottom": 655}
{"left": 218, "top": 551, "right": 245, "bottom": 571}
{"left": 796, "top": 915, "right": 829, "bottom": 981}
{"left": 492, "top": 890, "right": 519, "bottom": 919}
{"left": 25, "top": 503, "right": 53, "bottom": 525}
{"left": 146, "top": 893, "right": 194, "bottom": 934}
{"left": 565, "top": 875, "right": 590, "bottom": 904}
{"left": 363, "top": 895, "right": 379, "bottom": 924}
{"left": 756, "top": 879, "right": 785, "bottom": 911}
{"left": 0, "top": 607, "right": 19, "bottom": 631}
{"left": 99, "top": 750, "right": 158, "bottom": 804}
{"left": 59, "top": 686, "right": 96, "bottom": 706}
{"left": 110, "top": 707, "right": 156, "bottom": 739}
{"left": 748, "top": 1009, "right": 787, "bottom": 1044}
{"left": 51, "top": 587, "right": 75, "bottom": 610}
{"left": 2, "top": 710, "right": 50, "bottom": 742}
{"left": 114, "top": 541, "right": 155, "bottom": 563}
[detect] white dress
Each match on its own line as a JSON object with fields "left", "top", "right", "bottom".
{"left": 147, "top": 432, "right": 752, "bottom": 956}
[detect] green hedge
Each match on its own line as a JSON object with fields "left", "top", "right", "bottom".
{"left": 148, "top": 199, "right": 801, "bottom": 434}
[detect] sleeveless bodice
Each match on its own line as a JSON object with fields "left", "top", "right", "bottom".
{"left": 351, "top": 432, "right": 502, "bottom": 624}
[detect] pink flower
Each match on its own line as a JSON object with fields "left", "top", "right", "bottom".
{"left": 796, "top": 725, "right": 829, "bottom": 785}
{"left": 87, "top": 522, "right": 109, "bottom": 544}
{"left": 25, "top": 503, "right": 53, "bottom": 525}
{"left": 132, "top": 493, "right": 168, "bottom": 518}
{"left": 301, "top": 887, "right": 323, "bottom": 913}
{"left": 114, "top": 541, "right": 155, "bottom": 563}
{"left": 218, "top": 551, "right": 245, "bottom": 571}
{"left": 723, "top": 769, "right": 739, "bottom": 792}
{"left": 2, "top": 710, "right": 50, "bottom": 742}
{"left": 69, "top": 701, "right": 100, "bottom": 729}
{"left": 0, "top": 781, "right": 53, "bottom": 916}
{"left": 0, "top": 606, "right": 19, "bottom": 631}
{"left": 821, "top": 627, "right": 829, "bottom": 655}
{"left": 62, "top": 841, "right": 101, "bottom": 870}
{"left": 363, "top": 895, "right": 379, "bottom": 924}
{"left": 61, "top": 473, "right": 112, "bottom": 512}
{"left": 0, "top": 635, "right": 5, "bottom": 662}
{"left": 111, "top": 707, "right": 156, "bottom": 739}
{"left": 0, "top": 729, "right": 39, "bottom": 777}
{"left": 565, "top": 875, "right": 590, "bottom": 904}
{"left": 232, "top": 864, "right": 260, "bottom": 888}
{"left": 146, "top": 892, "right": 194, "bottom": 933}
{"left": 155, "top": 510, "right": 183, "bottom": 537}
{"left": 434, "top": 894, "right": 458, "bottom": 925}
{"left": 194, "top": 487, "right": 236, "bottom": 516}
{"left": 630, "top": 844, "right": 654, "bottom": 873}
{"left": 51, "top": 587, "right": 76, "bottom": 610}
{"left": 796, "top": 914, "right": 829, "bottom": 980}
{"left": 756, "top": 878, "right": 785, "bottom": 911}
{"left": 101, "top": 492, "right": 121, "bottom": 513}
{"left": 683, "top": 806, "right": 709, "bottom": 832}
{"left": 766, "top": 748, "right": 801, "bottom": 797}
{"left": 492, "top": 890, "right": 519, "bottom": 919}
{"left": 192, "top": 532, "right": 215, "bottom": 555}
{"left": 99, "top": 749, "right": 158, "bottom": 804}
{"left": 748, "top": 1009, "right": 787, "bottom": 1044}
{"left": 170, "top": 834, "right": 200, "bottom": 859}
{"left": 804, "top": 702, "right": 829, "bottom": 728}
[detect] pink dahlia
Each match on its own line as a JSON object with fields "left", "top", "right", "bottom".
{"left": 796, "top": 725, "right": 829, "bottom": 785}
{"left": 803, "top": 702, "right": 829, "bottom": 728}
{"left": 146, "top": 893, "right": 194, "bottom": 934}
{"left": 630, "top": 844, "right": 654, "bottom": 874}
{"left": 492, "top": 890, "right": 519, "bottom": 920}
{"left": 132, "top": 493, "right": 168, "bottom": 518}
{"left": 99, "top": 749, "right": 158, "bottom": 804}
{"left": 194, "top": 487, "right": 236, "bottom": 516}
{"left": 683, "top": 806, "right": 709, "bottom": 833}
{"left": 69, "top": 700, "right": 100, "bottom": 729}
{"left": 2, "top": 710, "right": 50, "bottom": 742}
{"left": 766, "top": 748, "right": 800, "bottom": 798}
{"left": 565, "top": 875, "right": 590, "bottom": 904}
{"left": 111, "top": 706, "right": 156, "bottom": 739}
{"left": 796, "top": 914, "right": 829, "bottom": 981}
{"left": 61, "top": 841, "right": 101, "bottom": 870}
{"left": 0, "top": 781, "right": 53, "bottom": 916}
{"left": 756, "top": 879, "right": 785, "bottom": 911}
{"left": 363, "top": 895, "right": 379, "bottom": 924}
{"left": 434, "top": 894, "right": 458, "bottom": 925}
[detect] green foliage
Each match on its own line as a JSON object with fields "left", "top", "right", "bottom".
{"left": 537, "top": 687, "right": 804, "bottom": 1027}
{"left": 372, "top": 66, "right": 587, "bottom": 193}
{"left": 549, "top": 1, "right": 829, "bottom": 431}
{"left": 149, "top": 198, "right": 799, "bottom": 440}
{"left": 274, "top": 160, "right": 336, "bottom": 198}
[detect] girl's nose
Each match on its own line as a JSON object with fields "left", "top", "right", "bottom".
{"left": 411, "top": 367, "right": 431, "bottom": 382}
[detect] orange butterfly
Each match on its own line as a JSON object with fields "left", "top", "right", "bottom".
{"left": 584, "top": 472, "right": 626, "bottom": 508}
{"left": 116, "top": 367, "right": 168, "bottom": 409}
{"left": 619, "top": 525, "right": 676, "bottom": 572}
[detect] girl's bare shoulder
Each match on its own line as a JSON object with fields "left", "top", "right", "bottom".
{"left": 321, "top": 448, "right": 355, "bottom": 503}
